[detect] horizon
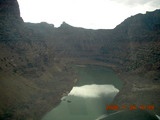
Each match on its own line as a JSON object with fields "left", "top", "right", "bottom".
{"left": 17, "top": 0, "right": 160, "bottom": 29}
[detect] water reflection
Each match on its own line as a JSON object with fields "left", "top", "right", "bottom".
{"left": 42, "top": 66, "right": 122, "bottom": 120}
{"left": 43, "top": 84, "right": 119, "bottom": 120}
{"left": 69, "top": 84, "right": 119, "bottom": 98}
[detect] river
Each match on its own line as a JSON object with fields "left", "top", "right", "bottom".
{"left": 42, "top": 65, "right": 123, "bottom": 120}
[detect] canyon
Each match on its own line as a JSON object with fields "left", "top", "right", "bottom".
{"left": 0, "top": 0, "right": 160, "bottom": 119}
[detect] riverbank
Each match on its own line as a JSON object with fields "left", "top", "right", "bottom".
{"left": 42, "top": 64, "right": 122, "bottom": 120}
{"left": 65, "top": 58, "right": 160, "bottom": 115}
{"left": 112, "top": 72, "right": 160, "bottom": 115}
{"left": 40, "top": 59, "right": 160, "bottom": 119}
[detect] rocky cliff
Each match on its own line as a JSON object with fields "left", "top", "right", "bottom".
{"left": 0, "top": 1, "right": 75, "bottom": 120}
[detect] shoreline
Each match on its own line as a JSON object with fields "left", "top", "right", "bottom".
{"left": 68, "top": 58, "right": 160, "bottom": 115}
{"left": 42, "top": 59, "right": 160, "bottom": 119}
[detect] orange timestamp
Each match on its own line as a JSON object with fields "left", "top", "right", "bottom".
{"left": 106, "top": 104, "right": 155, "bottom": 111}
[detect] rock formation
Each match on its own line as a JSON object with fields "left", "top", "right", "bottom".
{"left": 0, "top": 0, "right": 160, "bottom": 119}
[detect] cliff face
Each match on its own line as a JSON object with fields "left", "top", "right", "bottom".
{"left": 0, "top": 0, "right": 20, "bottom": 17}
{"left": 114, "top": 9, "right": 160, "bottom": 41}
{"left": 0, "top": 0, "right": 160, "bottom": 119}
{"left": 0, "top": 0, "right": 23, "bottom": 42}
{"left": 27, "top": 10, "right": 160, "bottom": 72}
{"left": 0, "top": 1, "right": 75, "bottom": 120}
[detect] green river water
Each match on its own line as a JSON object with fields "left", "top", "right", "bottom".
{"left": 42, "top": 65, "right": 159, "bottom": 120}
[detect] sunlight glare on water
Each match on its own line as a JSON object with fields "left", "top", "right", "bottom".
{"left": 69, "top": 84, "right": 119, "bottom": 98}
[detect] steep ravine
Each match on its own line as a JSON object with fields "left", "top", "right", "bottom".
{"left": 0, "top": 0, "right": 160, "bottom": 119}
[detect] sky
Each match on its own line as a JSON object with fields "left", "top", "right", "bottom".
{"left": 17, "top": 0, "right": 160, "bottom": 29}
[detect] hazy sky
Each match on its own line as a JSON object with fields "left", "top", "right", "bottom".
{"left": 17, "top": 0, "right": 160, "bottom": 29}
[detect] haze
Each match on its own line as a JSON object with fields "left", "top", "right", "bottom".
{"left": 17, "top": 0, "right": 160, "bottom": 29}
